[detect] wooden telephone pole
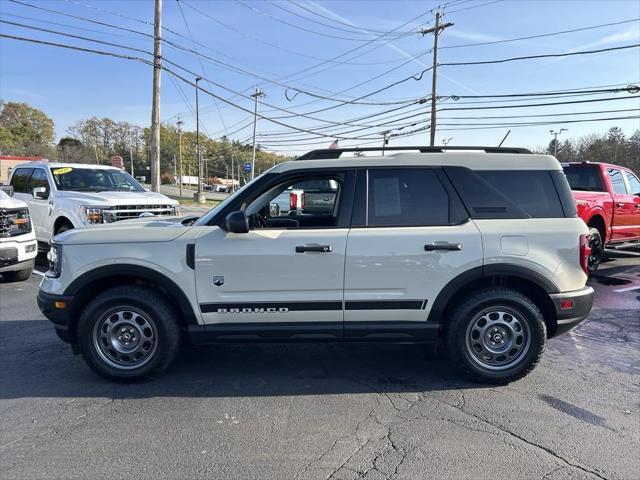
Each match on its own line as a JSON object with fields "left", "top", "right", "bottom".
{"left": 149, "top": 0, "right": 162, "bottom": 192}
{"left": 420, "top": 12, "right": 453, "bottom": 146}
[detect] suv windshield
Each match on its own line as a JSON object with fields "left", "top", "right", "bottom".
{"left": 561, "top": 164, "right": 605, "bottom": 192}
{"left": 50, "top": 167, "right": 144, "bottom": 192}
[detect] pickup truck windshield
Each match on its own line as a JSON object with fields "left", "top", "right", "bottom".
{"left": 562, "top": 164, "right": 605, "bottom": 192}
{"left": 50, "top": 167, "right": 144, "bottom": 192}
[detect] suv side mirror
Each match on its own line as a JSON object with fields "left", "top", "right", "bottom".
{"left": 226, "top": 210, "right": 249, "bottom": 234}
{"left": 32, "top": 186, "right": 48, "bottom": 200}
{"left": 0, "top": 185, "right": 14, "bottom": 196}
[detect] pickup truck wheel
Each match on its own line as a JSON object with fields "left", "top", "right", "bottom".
{"left": 2, "top": 266, "right": 33, "bottom": 282}
{"left": 77, "top": 286, "right": 181, "bottom": 382}
{"left": 587, "top": 227, "right": 603, "bottom": 273}
{"left": 446, "top": 288, "right": 546, "bottom": 384}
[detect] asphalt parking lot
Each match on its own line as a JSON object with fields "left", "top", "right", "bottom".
{"left": 0, "top": 253, "right": 638, "bottom": 480}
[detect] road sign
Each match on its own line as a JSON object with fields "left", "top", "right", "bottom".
{"left": 244, "top": 162, "right": 252, "bottom": 173}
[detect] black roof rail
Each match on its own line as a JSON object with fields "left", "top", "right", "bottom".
{"left": 296, "top": 146, "right": 533, "bottom": 160}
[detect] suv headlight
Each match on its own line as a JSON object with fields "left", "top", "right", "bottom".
{"left": 81, "top": 206, "right": 105, "bottom": 224}
{"left": 46, "top": 243, "right": 62, "bottom": 278}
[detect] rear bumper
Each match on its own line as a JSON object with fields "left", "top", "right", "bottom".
{"left": 37, "top": 289, "right": 75, "bottom": 343}
{"left": 549, "top": 286, "right": 594, "bottom": 337}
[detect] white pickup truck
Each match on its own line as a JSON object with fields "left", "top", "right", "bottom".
{"left": 0, "top": 185, "right": 37, "bottom": 281}
{"left": 9, "top": 162, "right": 180, "bottom": 242}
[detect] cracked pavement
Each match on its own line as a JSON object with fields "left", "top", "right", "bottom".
{"left": 0, "top": 257, "right": 638, "bottom": 479}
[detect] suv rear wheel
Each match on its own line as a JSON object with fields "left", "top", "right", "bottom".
{"left": 77, "top": 285, "right": 181, "bottom": 382}
{"left": 446, "top": 288, "right": 546, "bottom": 384}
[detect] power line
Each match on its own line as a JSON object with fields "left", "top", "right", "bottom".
{"left": 9, "top": 0, "right": 401, "bottom": 105}
{"left": 235, "top": 0, "right": 415, "bottom": 42}
{"left": 439, "top": 17, "right": 640, "bottom": 50}
{"left": 268, "top": 0, "right": 418, "bottom": 38}
{"left": 173, "top": 0, "right": 418, "bottom": 67}
{"left": 284, "top": 0, "right": 428, "bottom": 36}
{"left": 174, "top": 0, "right": 226, "bottom": 134}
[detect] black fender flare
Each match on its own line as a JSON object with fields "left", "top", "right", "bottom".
{"left": 427, "top": 264, "right": 559, "bottom": 323}
{"left": 64, "top": 264, "right": 198, "bottom": 325}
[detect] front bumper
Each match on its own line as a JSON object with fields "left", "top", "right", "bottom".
{"left": 37, "top": 290, "right": 76, "bottom": 344}
{"left": 549, "top": 286, "right": 595, "bottom": 337}
{"left": 0, "top": 237, "right": 37, "bottom": 272}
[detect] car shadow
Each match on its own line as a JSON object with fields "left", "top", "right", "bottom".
{"left": 0, "top": 320, "right": 485, "bottom": 400}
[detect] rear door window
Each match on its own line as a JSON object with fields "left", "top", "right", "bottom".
{"left": 9, "top": 168, "right": 33, "bottom": 193}
{"left": 623, "top": 171, "right": 640, "bottom": 195}
{"left": 366, "top": 168, "right": 466, "bottom": 227}
{"left": 608, "top": 169, "right": 627, "bottom": 194}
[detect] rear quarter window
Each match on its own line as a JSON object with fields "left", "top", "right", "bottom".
{"left": 444, "top": 167, "right": 569, "bottom": 219}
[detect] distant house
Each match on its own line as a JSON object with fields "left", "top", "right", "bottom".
{"left": 0, "top": 156, "right": 44, "bottom": 183}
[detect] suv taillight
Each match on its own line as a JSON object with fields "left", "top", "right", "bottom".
{"left": 579, "top": 234, "right": 591, "bottom": 275}
{"left": 290, "top": 192, "right": 297, "bottom": 210}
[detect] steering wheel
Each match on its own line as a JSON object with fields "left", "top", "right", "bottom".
{"left": 250, "top": 212, "right": 268, "bottom": 229}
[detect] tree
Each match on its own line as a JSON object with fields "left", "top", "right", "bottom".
{"left": 0, "top": 101, "right": 55, "bottom": 155}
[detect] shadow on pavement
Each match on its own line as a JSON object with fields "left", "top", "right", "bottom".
{"left": 0, "top": 319, "right": 485, "bottom": 400}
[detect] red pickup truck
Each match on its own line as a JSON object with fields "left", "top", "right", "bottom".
{"left": 562, "top": 162, "right": 640, "bottom": 271}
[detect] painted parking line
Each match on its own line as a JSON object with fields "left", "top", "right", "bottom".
{"left": 31, "top": 269, "right": 45, "bottom": 277}
{"left": 613, "top": 285, "right": 640, "bottom": 293}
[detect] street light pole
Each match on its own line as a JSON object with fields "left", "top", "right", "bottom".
{"left": 549, "top": 128, "right": 568, "bottom": 157}
{"left": 442, "top": 137, "right": 453, "bottom": 147}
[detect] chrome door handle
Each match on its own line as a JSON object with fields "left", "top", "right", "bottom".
{"left": 616, "top": 202, "right": 625, "bottom": 208}
{"left": 424, "top": 243, "right": 462, "bottom": 252}
{"left": 295, "top": 244, "right": 333, "bottom": 253}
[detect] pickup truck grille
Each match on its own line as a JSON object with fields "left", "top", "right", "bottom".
{"left": 104, "top": 205, "right": 175, "bottom": 222}
{"left": 0, "top": 208, "right": 31, "bottom": 238}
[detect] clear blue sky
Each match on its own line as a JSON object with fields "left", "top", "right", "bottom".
{"left": 1, "top": 0, "right": 639, "bottom": 155}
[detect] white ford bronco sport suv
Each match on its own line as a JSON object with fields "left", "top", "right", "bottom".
{"left": 9, "top": 162, "right": 179, "bottom": 243}
{"left": 0, "top": 185, "right": 37, "bottom": 281}
{"left": 37, "top": 146, "right": 594, "bottom": 383}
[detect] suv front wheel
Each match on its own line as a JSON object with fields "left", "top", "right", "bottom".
{"left": 446, "top": 288, "right": 546, "bottom": 384}
{"left": 77, "top": 286, "right": 181, "bottom": 382}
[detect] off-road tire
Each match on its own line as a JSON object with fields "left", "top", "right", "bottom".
{"left": 446, "top": 287, "right": 546, "bottom": 384}
{"left": 77, "top": 285, "right": 181, "bottom": 382}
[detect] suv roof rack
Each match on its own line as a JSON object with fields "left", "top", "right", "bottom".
{"left": 296, "top": 146, "right": 533, "bottom": 160}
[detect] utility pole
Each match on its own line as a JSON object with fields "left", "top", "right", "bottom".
{"left": 231, "top": 155, "right": 235, "bottom": 191}
{"left": 195, "top": 77, "right": 205, "bottom": 203}
{"left": 549, "top": 128, "right": 567, "bottom": 157}
{"left": 177, "top": 116, "right": 183, "bottom": 198}
{"left": 420, "top": 12, "right": 453, "bottom": 146}
{"left": 250, "top": 87, "right": 265, "bottom": 180}
{"left": 149, "top": 0, "right": 162, "bottom": 192}
{"left": 381, "top": 131, "right": 390, "bottom": 156}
